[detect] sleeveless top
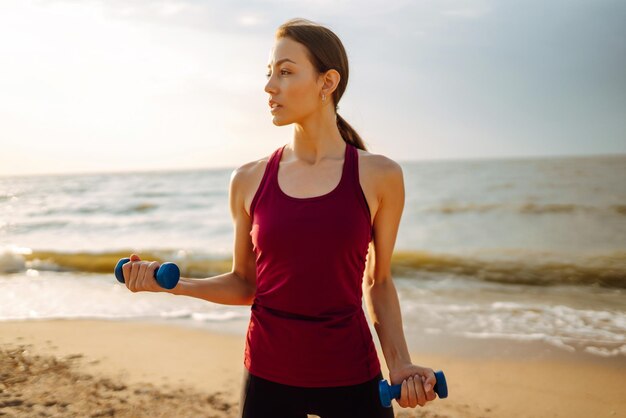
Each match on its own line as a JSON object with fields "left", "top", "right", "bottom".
{"left": 243, "top": 142, "right": 381, "bottom": 387}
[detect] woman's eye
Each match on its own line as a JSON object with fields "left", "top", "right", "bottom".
{"left": 265, "top": 70, "right": 290, "bottom": 78}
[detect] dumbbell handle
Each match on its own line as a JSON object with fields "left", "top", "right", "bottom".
{"left": 379, "top": 369, "right": 448, "bottom": 408}
{"left": 114, "top": 258, "right": 180, "bottom": 290}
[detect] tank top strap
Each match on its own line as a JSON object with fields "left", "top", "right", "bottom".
{"left": 347, "top": 143, "right": 374, "bottom": 235}
{"left": 346, "top": 142, "right": 365, "bottom": 194}
{"left": 337, "top": 142, "right": 352, "bottom": 192}
{"left": 267, "top": 144, "right": 287, "bottom": 183}
{"left": 250, "top": 144, "right": 286, "bottom": 221}
{"left": 345, "top": 142, "right": 358, "bottom": 185}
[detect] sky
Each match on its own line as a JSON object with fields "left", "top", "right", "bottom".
{"left": 0, "top": 0, "right": 624, "bottom": 177}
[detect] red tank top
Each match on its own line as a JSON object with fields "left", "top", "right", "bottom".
{"left": 244, "top": 142, "right": 381, "bottom": 387}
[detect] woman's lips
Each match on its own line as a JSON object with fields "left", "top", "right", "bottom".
{"left": 270, "top": 105, "right": 282, "bottom": 113}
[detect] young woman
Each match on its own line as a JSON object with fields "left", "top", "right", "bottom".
{"left": 122, "top": 18, "right": 439, "bottom": 418}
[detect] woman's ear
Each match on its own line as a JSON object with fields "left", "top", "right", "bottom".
{"left": 319, "top": 69, "right": 340, "bottom": 98}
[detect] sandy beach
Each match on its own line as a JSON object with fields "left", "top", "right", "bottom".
{"left": 0, "top": 319, "right": 624, "bottom": 418}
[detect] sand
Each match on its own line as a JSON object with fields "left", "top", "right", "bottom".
{"left": 0, "top": 319, "right": 624, "bottom": 417}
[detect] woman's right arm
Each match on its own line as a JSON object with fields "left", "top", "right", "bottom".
{"left": 169, "top": 166, "right": 258, "bottom": 306}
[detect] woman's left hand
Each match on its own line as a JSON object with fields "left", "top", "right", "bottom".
{"left": 388, "top": 363, "right": 438, "bottom": 408}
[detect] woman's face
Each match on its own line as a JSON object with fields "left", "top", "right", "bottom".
{"left": 264, "top": 37, "right": 323, "bottom": 126}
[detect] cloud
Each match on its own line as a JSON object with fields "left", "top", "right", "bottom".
{"left": 441, "top": 5, "right": 491, "bottom": 19}
{"left": 33, "top": 0, "right": 493, "bottom": 36}
{"left": 32, "top": 0, "right": 273, "bottom": 35}
{"left": 237, "top": 14, "right": 268, "bottom": 27}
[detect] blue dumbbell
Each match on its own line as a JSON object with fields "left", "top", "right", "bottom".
{"left": 114, "top": 257, "right": 180, "bottom": 290}
{"left": 379, "top": 369, "right": 448, "bottom": 408}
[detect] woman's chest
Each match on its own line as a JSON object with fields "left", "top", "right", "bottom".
{"left": 244, "top": 150, "right": 379, "bottom": 227}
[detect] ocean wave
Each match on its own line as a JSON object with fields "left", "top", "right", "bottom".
{"left": 612, "top": 204, "right": 626, "bottom": 215}
{"left": 0, "top": 246, "right": 29, "bottom": 273}
{"left": 8, "top": 220, "right": 69, "bottom": 233}
{"left": 519, "top": 203, "right": 588, "bottom": 214}
{"left": 133, "top": 191, "right": 173, "bottom": 198}
{"left": 37, "top": 202, "right": 160, "bottom": 217}
{"left": 426, "top": 202, "right": 626, "bottom": 215}
{"left": 1, "top": 246, "right": 625, "bottom": 288}
{"left": 41, "top": 205, "right": 104, "bottom": 216}
{"left": 407, "top": 299, "right": 626, "bottom": 357}
{"left": 0, "top": 193, "right": 18, "bottom": 202}
{"left": 115, "top": 203, "right": 159, "bottom": 214}
{"left": 390, "top": 249, "right": 626, "bottom": 288}
{"left": 191, "top": 311, "right": 249, "bottom": 321}
{"left": 0, "top": 247, "right": 231, "bottom": 278}
{"left": 461, "top": 331, "right": 626, "bottom": 356}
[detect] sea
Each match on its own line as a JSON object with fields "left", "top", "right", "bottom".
{"left": 1, "top": 152, "right": 625, "bottom": 360}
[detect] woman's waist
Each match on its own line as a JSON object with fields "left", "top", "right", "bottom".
{"left": 247, "top": 303, "right": 376, "bottom": 353}
{"left": 251, "top": 300, "right": 363, "bottom": 323}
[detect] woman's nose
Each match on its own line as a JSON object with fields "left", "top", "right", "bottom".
{"left": 264, "top": 74, "right": 278, "bottom": 94}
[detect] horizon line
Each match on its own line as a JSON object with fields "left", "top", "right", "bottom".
{"left": 1, "top": 151, "right": 624, "bottom": 179}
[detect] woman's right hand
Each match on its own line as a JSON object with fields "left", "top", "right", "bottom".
{"left": 122, "top": 253, "right": 163, "bottom": 293}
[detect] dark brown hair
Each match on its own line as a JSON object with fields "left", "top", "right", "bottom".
{"left": 275, "top": 18, "right": 369, "bottom": 151}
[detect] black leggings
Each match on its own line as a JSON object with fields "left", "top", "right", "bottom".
{"left": 239, "top": 368, "right": 395, "bottom": 418}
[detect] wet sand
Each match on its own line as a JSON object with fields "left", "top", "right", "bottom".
{"left": 0, "top": 319, "right": 624, "bottom": 417}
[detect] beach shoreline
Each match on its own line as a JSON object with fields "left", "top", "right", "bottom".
{"left": 1, "top": 319, "right": 624, "bottom": 417}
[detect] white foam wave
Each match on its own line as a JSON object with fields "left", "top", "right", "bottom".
{"left": 0, "top": 245, "right": 30, "bottom": 273}
{"left": 192, "top": 311, "right": 249, "bottom": 321}
{"left": 404, "top": 297, "right": 626, "bottom": 357}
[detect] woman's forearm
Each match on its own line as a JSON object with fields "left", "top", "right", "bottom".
{"left": 363, "top": 278, "right": 412, "bottom": 371}
{"left": 169, "top": 271, "right": 255, "bottom": 306}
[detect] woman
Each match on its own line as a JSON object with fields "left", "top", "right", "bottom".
{"left": 122, "top": 18, "right": 439, "bottom": 418}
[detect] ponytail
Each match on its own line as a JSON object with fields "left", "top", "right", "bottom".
{"left": 337, "top": 113, "right": 368, "bottom": 151}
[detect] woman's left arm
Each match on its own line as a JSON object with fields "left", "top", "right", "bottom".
{"left": 362, "top": 158, "right": 438, "bottom": 409}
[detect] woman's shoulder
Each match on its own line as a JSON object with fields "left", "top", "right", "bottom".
{"left": 230, "top": 151, "right": 273, "bottom": 193}
{"left": 356, "top": 147, "right": 403, "bottom": 177}
{"left": 235, "top": 155, "right": 270, "bottom": 176}
{"left": 356, "top": 147, "right": 403, "bottom": 212}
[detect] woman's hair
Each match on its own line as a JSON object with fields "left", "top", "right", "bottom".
{"left": 275, "top": 18, "right": 369, "bottom": 152}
